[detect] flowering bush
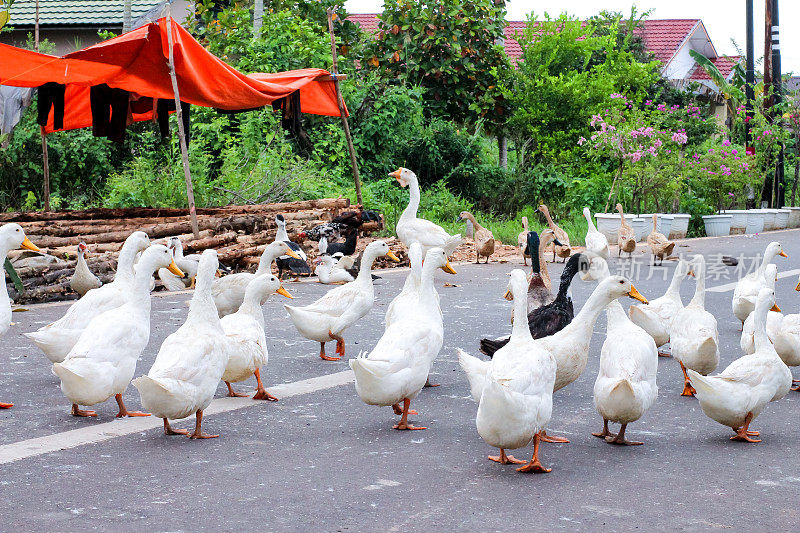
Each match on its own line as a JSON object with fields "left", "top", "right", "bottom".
{"left": 682, "top": 141, "right": 760, "bottom": 212}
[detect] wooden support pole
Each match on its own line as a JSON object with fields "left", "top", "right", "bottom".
{"left": 165, "top": 12, "right": 200, "bottom": 239}
{"left": 40, "top": 126, "right": 50, "bottom": 211}
{"left": 326, "top": 8, "right": 362, "bottom": 206}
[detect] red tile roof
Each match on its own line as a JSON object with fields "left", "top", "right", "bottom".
{"left": 688, "top": 56, "right": 742, "bottom": 81}
{"left": 348, "top": 15, "right": 702, "bottom": 67}
{"left": 635, "top": 19, "right": 700, "bottom": 64}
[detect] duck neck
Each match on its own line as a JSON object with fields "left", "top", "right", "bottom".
{"left": 753, "top": 298, "right": 773, "bottom": 354}
{"left": 238, "top": 289, "right": 266, "bottom": 327}
{"left": 522, "top": 217, "right": 529, "bottom": 232}
{"left": 356, "top": 248, "right": 380, "bottom": 285}
{"left": 115, "top": 240, "right": 141, "bottom": 285}
{"left": 417, "top": 261, "right": 441, "bottom": 317}
{"left": 399, "top": 178, "right": 421, "bottom": 222}
{"left": 511, "top": 288, "right": 534, "bottom": 342}
{"left": 275, "top": 222, "right": 289, "bottom": 243}
{"left": 187, "top": 273, "right": 222, "bottom": 330}
{"left": 584, "top": 210, "right": 597, "bottom": 232}
{"left": 652, "top": 215, "right": 658, "bottom": 233}
{"left": 664, "top": 267, "right": 685, "bottom": 297}
{"left": 0, "top": 246, "right": 11, "bottom": 307}
{"left": 562, "top": 285, "right": 615, "bottom": 340}
{"left": 617, "top": 206, "right": 628, "bottom": 227}
{"left": 758, "top": 249, "right": 777, "bottom": 277}
{"left": 129, "top": 259, "right": 156, "bottom": 311}
{"left": 462, "top": 212, "right": 481, "bottom": 232}
{"left": 77, "top": 250, "right": 88, "bottom": 269}
{"left": 541, "top": 207, "right": 556, "bottom": 229}
{"left": 255, "top": 249, "right": 280, "bottom": 276}
{"left": 537, "top": 238, "right": 551, "bottom": 285}
{"left": 689, "top": 265, "right": 705, "bottom": 308}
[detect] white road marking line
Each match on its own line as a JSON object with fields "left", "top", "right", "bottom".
{"left": 0, "top": 370, "right": 354, "bottom": 465}
{"left": 706, "top": 268, "right": 800, "bottom": 293}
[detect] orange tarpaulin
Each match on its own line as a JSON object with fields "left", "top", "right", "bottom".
{"left": 0, "top": 17, "right": 346, "bottom": 134}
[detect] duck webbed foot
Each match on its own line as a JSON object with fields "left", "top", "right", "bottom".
{"left": 392, "top": 403, "right": 417, "bottom": 415}
{"left": 71, "top": 404, "right": 97, "bottom": 417}
{"left": 319, "top": 342, "right": 340, "bottom": 361}
{"left": 604, "top": 423, "right": 643, "bottom": 446}
{"left": 730, "top": 413, "right": 761, "bottom": 443}
{"left": 423, "top": 377, "right": 440, "bottom": 388}
{"left": 539, "top": 429, "right": 570, "bottom": 443}
{"left": 591, "top": 419, "right": 614, "bottom": 439}
{"left": 114, "top": 394, "right": 150, "bottom": 417}
{"left": 163, "top": 418, "right": 190, "bottom": 436}
{"left": 252, "top": 370, "right": 279, "bottom": 401}
{"left": 791, "top": 379, "right": 800, "bottom": 392}
{"left": 392, "top": 398, "right": 426, "bottom": 430}
{"left": 679, "top": 361, "right": 696, "bottom": 397}
{"left": 488, "top": 449, "right": 527, "bottom": 465}
{"left": 517, "top": 433, "right": 551, "bottom": 473}
{"left": 188, "top": 410, "right": 219, "bottom": 439}
{"left": 225, "top": 382, "right": 249, "bottom": 398}
{"left": 327, "top": 331, "right": 346, "bottom": 359}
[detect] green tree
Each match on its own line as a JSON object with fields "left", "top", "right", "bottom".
{"left": 364, "top": 0, "right": 511, "bottom": 128}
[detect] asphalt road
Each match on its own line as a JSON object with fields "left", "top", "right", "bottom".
{"left": 1, "top": 229, "right": 800, "bottom": 531}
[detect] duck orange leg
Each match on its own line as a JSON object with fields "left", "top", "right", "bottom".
{"left": 320, "top": 340, "right": 340, "bottom": 361}
{"left": 71, "top": 404, "right": 97, "bottom": 417}
{"left": 605, "top": 423, "right": 643, "bottom": 446}
{"left": 328, "top": 330, "right": 346, "bottom": 358}
{"left": 392, "top": 398, "right": 426, "bottom": 430}
{"left": 225, "top": 381, "right": 249, "bottom": 398}
{"left": 114, "top": 394, "right": 150, "bottom": 417}
{"left": 189, "top": 410, "right": 219, "bottom": 439}
{"left": 392, "top": 403, "right": 417, "bottom": 415}
{"left": 730, "top": 412, "right": 761, "bottom": 443}
{"left": 488, "top": 448, "right": 527, "bottom": 465}
{"left": 423, "top": 376, "right": 440, "bottom": 388}
{"left": 592, "top": 419, "right": 614, "bottom": 439}
{"left": 252, "top": 369, "right": 279, "bottom": 401}
{"left": 679, "top": 361, "right": 696, "bottom": 397}
{"left": 539, "top": 429, "right": 570, "bottom": 443}
{"left": 0, "top": 401, "right": 12, "bottom": 409}
{"left": 163, "top": 418, "right": 189, "bottom": 436}
{"left": 517, "top": 433, "right": 551, "bottom": 473}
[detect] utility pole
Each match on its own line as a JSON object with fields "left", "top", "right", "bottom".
{"left": 771, "top": 0, "right": 785, "bottom": 207}
{"left": 122, "top": 0, "right": 132, "bottom": 33}
{"left": 760, "top": 0, "right": 774, "bottom": 205}
{"left": 745, "top": 0, "right": 755, "bottom": 156}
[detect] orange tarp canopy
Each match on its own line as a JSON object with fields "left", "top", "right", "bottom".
{"left": 0, "top": 17, "right": 345, "bottom": 134}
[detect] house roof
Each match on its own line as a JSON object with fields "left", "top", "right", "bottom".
{"left": 6, "top": 0, "right": 165, "bottom": 26}
{"left": 348, "top": 14, "right": 703, "bottom": 67}
{"left": 688, "top": 56, "right": 742, "bottom": 82}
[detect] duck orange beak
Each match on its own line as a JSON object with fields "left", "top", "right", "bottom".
{"left": 20, "top": 237, "right": 40, "bottom": 252}
{"left": 628, "top": 285, "right": 648, "bottom": 304}
{"left": 167, "top": 260, "right": 185, "bottom": 278}
{"left": 503, "top": 289, "right": 513, "bottom": 301}
{"left": 796, "top": 279, "right": 800, "bottom": 291}
{"left": 687, "top": 269, "right": 696, "bottom": 278}
{"left": 388, "top": 169, "right": 402, "bottom": 179}
{"left": 285, "top": 249, "right": 302, "bottom": 260}
{"left": 771, "top": 303, "right": 782, "bottom": 312}
{"left": 779, "top": 250, "right": 788, "bottom": 258}
{"left": 386, "top": 250, "right": 400, "bottom": 262}
{"left": 276, "top": 286, "right": 293, "bottom": 299}
{"left": 441, "top": 261, "right": 457, "bottom": 275}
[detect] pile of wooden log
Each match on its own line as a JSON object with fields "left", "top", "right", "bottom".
{"left": 3, "top": 197, "right": 389, "bottom": 304}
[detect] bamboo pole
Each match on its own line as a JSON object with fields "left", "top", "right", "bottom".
{"left": 164, "top": 12, "right": 200, "bottom": 239}
{"left": 326, "top": 8, "right": 362, "bottom": 206}
{"left": 40, "top": 126, "right": 50, "bottom": 211}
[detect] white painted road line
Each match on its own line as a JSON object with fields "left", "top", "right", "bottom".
{"left": 0, "top": 370, "right": 354, "bottom": 465}
{"left": 706, "top": 268, "right": 800, "bottom": 293}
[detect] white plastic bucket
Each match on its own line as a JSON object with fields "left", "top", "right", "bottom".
{"left": 702, "top": 215, "right": 733, "bottom": 237}
{"left": 669, "top": 214, "right": 691, "bottom": 239}
{"left": 745, "top": 210, "right": 765, "bottom": 234}
{"left": 722, "top": 210, "right": 748, "bottom": 234}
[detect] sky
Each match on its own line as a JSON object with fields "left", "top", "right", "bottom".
{"left": 344, "top": 0, "right": 800, "bottom": 74}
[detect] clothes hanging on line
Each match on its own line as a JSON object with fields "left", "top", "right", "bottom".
{"left": 36, "top": 82, "right": 65, "bottom": 130}
{"left": 89, "top": 84, "right": 131, "bottom": 143}
{"left": 0, "top": 85, "right": 35, "bottom": 137}
{"left": 156, "top": 99, "right": 191, "bottom": 144}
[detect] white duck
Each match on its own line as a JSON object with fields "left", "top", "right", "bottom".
{"left": 52, "top": 244, "right": 183, "bottom": 418}
{"left": 384, "top": 243, "right": 439, "bottom": 328}
{"left": 212, "top": 241, "right": 299, "bottom": 317}
{"left": 390, "top": 167, "right": 462, "bottom": 256}
{"left": 670, "top": 254, "right": 719, "bottom": 397}
{"left": 26, "top": 231, "right": 151, "bottom": 363}
{"left": 349, "top": 247, "right": 453, "bottom": 430}
{"left": 732, "top": 241, "right": 787, "bottom": 326}
{"left": 583, "top": 207, "right": 609, "bottom": 259}
{"left": 628, "top": 259, "right": 693, "bottom": 355}
{"left": 0, "top": 223, "right": 39, "bottom": 409}
{"left": 285, "top": 240, "right": 399, "bottom": 361}
{"left": 220, "top": 274, "right": 293, "bottom": 399}
{"left": 741, "top": 269, "right": 800, "bottom": 389}
{"left": 588, "top": 257, "right": 658, "bottom": 446}
{"left": 689, "top": 287, "right": 792, "bottom": 442}
{"left": 314, "top": 254, "right": 354, "bottom": 284}
{"left": 70, "top": 242, "right": 102, "bottom": 296}
{"left": 133, "top": 249, "right": 234, "bottom": 439}
{"left": 160, "top": 236, "right": 200, "bottom": 288}
{"left": 458, "top": 269, "right": 556, "bottom": 473}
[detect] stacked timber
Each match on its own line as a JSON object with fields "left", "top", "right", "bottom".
{"left": 3, "top": 198, "right": 390, "bottom": 304}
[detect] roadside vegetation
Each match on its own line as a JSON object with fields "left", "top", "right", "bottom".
{"left": 0, "top": 0, "right": 797, "bottom": 243}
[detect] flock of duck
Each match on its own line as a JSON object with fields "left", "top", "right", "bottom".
{"left": 0, "top": 167, "right": 798, "bottom": 473}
